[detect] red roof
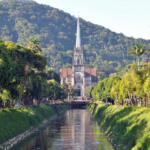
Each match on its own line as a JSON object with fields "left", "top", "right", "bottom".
{"left": 61, "top": 68, "right": 97, "bottom": 78}
{"left": 85, "top": 68, "right": 97, "bottom": 77}
{"left": 61, "top": 68, "right": 72, "bottom": 78}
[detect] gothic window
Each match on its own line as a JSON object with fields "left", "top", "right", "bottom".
{"left": 75, "top": 78, "right": 77, "bottom": 84}
{"left": 77, "top": 76, "right": 81, "bottom": 83}
{"left": 77, "top": 58, "right": 80, "bottom": 65}
{"left": 80, "top": 55, "right": 82, "bottom": 63}
{"left": 67, "top": 76, "right": 71, "bottom": 82}
{"left": 78, "top": 67, "right": 81, "bottom": 71}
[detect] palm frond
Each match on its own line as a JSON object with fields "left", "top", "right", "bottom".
{"left": 127, "top": 51, "right": 136, "bottom": 56}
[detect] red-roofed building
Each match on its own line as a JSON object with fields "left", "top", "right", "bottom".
{"left": 61, "top": 17, "right": 97, "bottom": 97}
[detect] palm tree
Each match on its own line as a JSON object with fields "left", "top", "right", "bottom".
{"left": 128, "top": 43, "right": 146, "bottom": 70}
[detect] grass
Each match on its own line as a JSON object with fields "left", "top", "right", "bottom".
{"left": 89, "top": 104, "right": 150, "bottom": 150}
{"left": 0, "top": 104, "right": 69, "bottom": 144}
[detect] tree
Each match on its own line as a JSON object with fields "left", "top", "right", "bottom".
{"left": 90, "top": 76, "right": 121, "bottom": 103}
{"left": 45, "top": 67, "right": 60, "bottom": 83}
{"left": 128, "top": 43, "right": 146, "bottom": 70}
{"left": 26, "top": 38, "right": 42, "bottom": 53}
{"left": 47, "top": 80, "right": 67, "bottom": 100}
{"left": 118, "top": 70, "right": 145, "bottom": 105}
{"left": 143, "top": 76, "right": 150, "bottom": 106}
{"left": 110, "top": 79, "right": 121, "bottom": 104}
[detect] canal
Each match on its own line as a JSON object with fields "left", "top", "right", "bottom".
{"left": 13, "top": 109, "right": 114, "bottom": 150}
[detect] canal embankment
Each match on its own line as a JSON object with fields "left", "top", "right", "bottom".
{"left": 0, "top": 104, "right": 70, "bottom": 150}
{"left": 89, "top": 103, "right": 150, "bottom": 150}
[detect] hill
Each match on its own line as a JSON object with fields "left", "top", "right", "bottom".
{"left": 0, "top": 0, "right": 150, "bottom": 77}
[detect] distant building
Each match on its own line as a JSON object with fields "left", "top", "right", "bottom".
{"left": 61, "top": 17, "right": 97, "bottom": 97}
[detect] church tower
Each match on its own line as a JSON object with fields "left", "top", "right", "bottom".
{"left": 72, "top": 16, "right": 85, "bottom": 97}
{"left": 61, "top": 16, "right": 97, "bottom": 99}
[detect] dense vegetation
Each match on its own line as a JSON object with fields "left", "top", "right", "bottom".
{"left": 90, "top": 42, "right": 150, "bottom": 106}
{"left": 0, "top": 104, "right": 69, "bottom": 144}
{"left": 0, "top": 0, "right": 150, "bottom": 77}
{"left": 89, "top": 104, "right": 150, "bottom": 150}
{"left": 0, "top": 38, "right": 67, "bottom": 108}
{"left": 90, "top": 63, "right": 150, "bottom": 106}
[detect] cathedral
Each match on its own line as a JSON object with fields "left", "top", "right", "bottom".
{"left": 61, "top": 17, "right": 97, "bottom": 98}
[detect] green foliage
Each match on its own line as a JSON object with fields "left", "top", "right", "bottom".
{"left": 110, "top": 79, "right": 121, "bottom": 101}
{"left": 46, "top": 80, "right": 67, "bottom": 100}
{"left": 91, "top": 65, "right": 149, "bottom": 105}
{"left": 91, "top": 76, "right": 121, "bottom": 103}
{"left": 128, "top": 43, "right": 147, "bottom": 70}
{"left": 117, "top": 70, "right": 146, "bottom": 102}
{"left": 0, "top": 104, "right": 69, "bottom": 144}
{"left": 0, "top": 39, "right": 66, "bottom": 106}
{"left": 45, "top": 67, "right": 60, "bottom": 83}
{"left": 2, "top": 41, "right": 47, "bottom": 103}
{"left": 90, "top": 104, "right": 150, "bottom": 150}
{"left": 118, "top": 62, "right": 137, "bottom": 76}
{"left": 27, "top": 37, "right": 42, "bottom": 52}
{"left": 128, "top": 43, "right": 146, "bottom": 57}
{"left": 143, "top": 76, "right": 150, "bottom": 105}
{"left": 0, "top": 0, "right": 150, "bottom": 76}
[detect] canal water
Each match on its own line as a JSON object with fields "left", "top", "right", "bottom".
{"left": 13, "top": 109, "right": 114, "bottom": 150}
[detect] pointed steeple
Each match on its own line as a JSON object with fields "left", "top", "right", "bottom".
{"left": 76, "top": 16, "right": 81, "bottom": 48}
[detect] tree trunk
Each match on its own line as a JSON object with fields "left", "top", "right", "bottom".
{"left": 138, "top": 57, "right": 140, "bottom": 71}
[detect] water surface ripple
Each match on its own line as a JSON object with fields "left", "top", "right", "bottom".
{"left": 13, "top": 109, "right": 114, "bottom": 150}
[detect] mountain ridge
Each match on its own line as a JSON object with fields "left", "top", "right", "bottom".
{"left": 0, "top": 0, "right": 150, "bottom": 77}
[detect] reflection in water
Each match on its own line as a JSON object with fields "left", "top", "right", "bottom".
{"left": 13, "top": 109, "right": 114, "bottom": 150}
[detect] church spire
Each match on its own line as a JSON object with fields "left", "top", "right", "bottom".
{"left": 76, "top": 16, "right": 81, "bottom": 48}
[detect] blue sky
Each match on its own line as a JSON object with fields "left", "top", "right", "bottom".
{"left": 35, "top": 0, "right": 150, "bottom": 40}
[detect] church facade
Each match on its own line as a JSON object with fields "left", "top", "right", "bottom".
{"left": 61, "top": 17, "right": 97, "bottom": 97}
